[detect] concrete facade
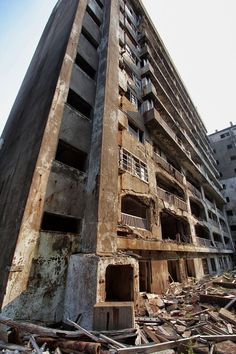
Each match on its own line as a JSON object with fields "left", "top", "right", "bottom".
{"left": 209, "top": 124, "right": 236, "bottom": 242}
{"left": 0, "top": 0, "right": 234, "bottom": 329}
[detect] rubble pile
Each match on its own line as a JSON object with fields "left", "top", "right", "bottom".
{"left": 1, "top": 271, "right": 236, "bottom": 353}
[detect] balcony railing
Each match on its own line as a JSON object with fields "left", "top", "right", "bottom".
{"left": 195, "top": 237, "right": 214, "bottom": 248}
{"left": 186, "top": 181, "right": 202, "bottom": 199}
{"left": 217, "top": 208, "right": 225, "bottom": 218}
{"left": 140, "top": 44, "right": 219, "bottom": 180}
{"left": 154, "top": 153, "right": 184, "bottom": 184}
{"left": 121, "top": 213, "right": 148, "bottom": 230}
{"left": 209, "top": 219, "right": 219, "bottom": 228}
{"left": 156, "top": 187, "right": 188, "bottom": 212}
{"left": 214, "top": 241, "right": 224, "bottom": 250}
{"left": 225, "top": 243, "right": 234, "bottom": 250}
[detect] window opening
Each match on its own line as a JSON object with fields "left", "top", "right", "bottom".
{"left": 105, "top": 265, "right": 134, "bottom": 301}
{"left": 81, "top": 27, "right": 99, "bottom": 49}
{"left": 86, "top": 5, "right": 102, "bottom": 27}
{"left": 56, "top": 140, "right": 87, "bottom": 172}
{"left": 128, "top": 121, "right": 144, "bottom": 143}
{"left": 67, "top": 89, "right": 92, "bottom": 119}
{"left": 41, "top": 212, "right": 81, "bottom": 233}
{"left": 75, "top": 53, "right": 96, "bottom": 79}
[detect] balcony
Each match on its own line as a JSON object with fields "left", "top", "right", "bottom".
{"left": 186, "top": 181, "right": 202, "bottom": 199}
{"left": 214, "top": 241, "right": 224, "bottom": 250}
{"left": 227, "top": 215, "right": 236, "bottom": 224}
{"left": 154, "top": 153, "right": 184, "bottom": 184}
{"left": 217, "top": 208, "right": 225, "bottom": 218}
{"left": 125, "top": 21, "right": 138, "bottom": 43}
{"left": 142, "top": 82, "right": 157, "bottom": 99}
{"left": 141, "top": 62, "right": 155, "bottom": 77}
{"left": 210, "top": 220, "right": 220, "bottom": 229}
{"left": 140, "top": 45, "right": 219, "bottom": 179}
{"left": 195, "top": 237, "right": 214, "bottom": 248}
{"left": 144, "top": 108, "right": 192, "bottom": 161}
{"left": 156, "top": 186, "right": 188, "bottom": 212}
{"left": 121, "top": 212, "right": 148, "bottom": 230}
{"left": 225, "top": 243, "right": 234, "bottom": 250}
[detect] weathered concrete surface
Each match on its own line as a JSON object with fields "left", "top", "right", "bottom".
{"left": 0, "top": 0, "right": 87, "bottom": 314}
{"left": 63, "top": 254, "right": 99, "bottom": 329}
{"left": 81, "top": 0, "right": 120, "bottom": 254}
{"left": 2, "top": 232, "right": 79, "bottom": 321}
{"left": 44, "top": 161, "right": 86, "bottom": 218}
{"left": 59, "top": 104, "right": 92, "bottom": 153}
{"left": 78, "top": 33, "right": 99, "bottom": 70}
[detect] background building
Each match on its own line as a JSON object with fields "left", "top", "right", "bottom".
{"left": 209, "top": 123, "right": 236, "bottom": 243}
{"left": 0, "top": 0, "right": 234, "bottom": 329}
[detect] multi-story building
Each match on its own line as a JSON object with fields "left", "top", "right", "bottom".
{"left": 0, "top": 0, "right": 234, "bottom": 328}
{"left": 209, "top": 123, "right": 236, "bottom": 243}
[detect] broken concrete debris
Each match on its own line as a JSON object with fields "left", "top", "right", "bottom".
{"left": 2, "top": 270, "right": 236, "bottom": 353}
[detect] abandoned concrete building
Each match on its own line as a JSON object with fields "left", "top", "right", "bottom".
{"left": 0, "top": 0, "right": 234, "bottom": 329}
{"left": 209, "top": 123, "right": 236, "bottom": 243}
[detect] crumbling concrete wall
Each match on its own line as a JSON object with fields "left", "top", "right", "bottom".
{"left": 0, "top": 0, "right": 87, "bottom": 313}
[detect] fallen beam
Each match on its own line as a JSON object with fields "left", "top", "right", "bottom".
{"left": 213, "top": 281, "right": 236, "bottom": 289}
{"left": 224, "top": 296, "right": 236, "bottom": 310}
{"left": 116, "top": 335, "right": 200, "bottom": 354}
{"left": 199, "top": 294, "right": 235, "bottom": 307}
{"left": 0, "top": 316, "right": 81, "bottom": 338}
{"left": 219, "top": 308, "right": 236, "bottom": 326}
{"left": 201, "top": 334, "right": 236, "bottom": 342}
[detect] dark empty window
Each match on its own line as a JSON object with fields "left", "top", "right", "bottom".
{"left": 67, "top": 89, "right": 92, "bottom": 119}
{"left": 230, "top": 156, "right": 236, "bottom": 161}
{"left": 227, "top": 210, "right": 233, "bottom": 216}
{"left": 202, "top": 258, "right": 209, "bottom": 275}
{"left": 105, "top": 265, "right": 134, "bottom": 301}
{"left": 219, "top": 172, "right": 223, "bottom": 177}
{"left": 56, "top": 140, "right": 87, "bottom": 172}
{"left": 216, "top": 160, "right": 219, "bottom": 165}
{"left": 230, "top": 225, "right": 236, "bottom": 231}
{"left": 226, "top": 197, "right": 230, "bottom": 202}
{"left": 41, "top": 212, "right": 81, "bottom": 233}
{"left": 220, "top": 132, "right": 230, "bottom": 139}
{"left": 227, "top": 144, "right": 232, "bottom": 149}
{"left": 81, "top": 27, "right": 99, "bottom": 49}
{"left": 213, "top": 149, "right": 216, "bottom": 153}
{"left": 210, "top": 258, "right": 216, "bottom": 272}
{"left": 75, "top": 53, "right": 96, "bottom": 79}
{"left": 128, "top": 121, "right": 144, "bottom": 143}
{"left": 234, "top": 168, "right": 236, "bottom": 173}
{"left": 222, "top": 184, "right": 226, "bottom": 189}
{"left": 86, "top": 5, "right": 102, "bottom": 27}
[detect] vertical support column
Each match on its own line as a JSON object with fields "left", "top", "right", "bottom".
{"left": 81, "top": 0, "right": 120, "bottom": 254}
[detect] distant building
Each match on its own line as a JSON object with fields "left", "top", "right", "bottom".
{"left": 209, "top": 123, "right": 236, "bottom": 242}
{"left": 0, "top": 0, "right": 234, "bottom": 329}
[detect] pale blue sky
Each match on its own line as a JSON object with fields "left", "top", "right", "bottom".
{"left": 0, "top": 0, "right": 235, "bottom": 135}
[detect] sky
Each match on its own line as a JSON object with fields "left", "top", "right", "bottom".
{"left": 0, "top": 0, "right": 235, "bottom": 135}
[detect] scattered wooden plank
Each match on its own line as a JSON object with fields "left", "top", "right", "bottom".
{"left": 213, "top": 282, "right": 236, "bottom": 289}
{"left": 116, "top": 335, "right": 200, "bottom": 353}
{"left": 227, "top": 324, "right": 233, "bottom": 334}
{"left": 201, "top": 334, "right": 236, "bottom": 342}
{"left": 219, "top": 308, "right": 236, "bottom": 326}
{"left": 30, "top": 336, "right": 42, "bottom": 354}
{"left": 224, "top": 296, "right": 236, "bottom": 310}
{"left": 142, "top": 326, "right": 160, "bottom": 343}
{"left": 200, "top": 294, "right": 235, "bottom": 307}
{"left": 0, "top": 315, "right": 81, "bottom": 338}
{"left": 99, "top": 334, "right": 126, "bottom": 348}
{"left": 0, "top": 341, "right": 32, "bottom": 352}
{"left": 66, "top": 319, "right": 99, "bottom": 342}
